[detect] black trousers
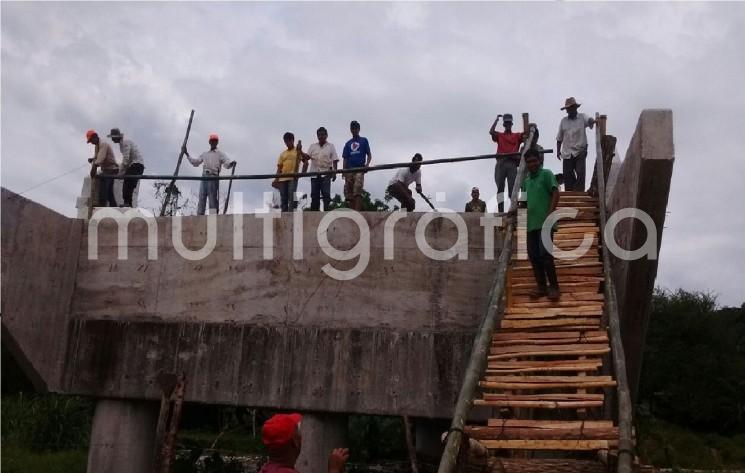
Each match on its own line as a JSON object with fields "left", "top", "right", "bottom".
{"left": 526, "top": 229, "right": 558, "bottom": 289}
{"left": 387, "top": 182, "right": 415, "bottom": 211}
{"left": 97, "top": 172, "right": 118, "bottom": 207}
{"left": 562, "top": 148, "right": 587, "bottom": 192}
{"left": 122, "top": 163, "right": 144, "bottom": 207}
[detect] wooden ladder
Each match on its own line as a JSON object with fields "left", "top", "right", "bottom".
{"left": 465, "top": 191, "right": 620, "bottom": 457}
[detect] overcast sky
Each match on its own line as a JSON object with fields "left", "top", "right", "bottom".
{"left": 2, "top": 2, "right": 744, "bottom": 306}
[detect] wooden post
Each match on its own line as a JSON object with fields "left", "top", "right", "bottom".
{"left": 223, "top": 163, "right": 237, "bottom": 214}
{"left": 598, "top": 115, "right": 608, "bottom": 137}
{"left": 153, "top": 373, "right": 186, "bottom": 473}
{"left": 402, "top": 416, "right": 419, "bottom": 473}
{"left": 521, "top": 113, "right": 530, "bottom": 134}
{"left": 160, "top": 110, "right": 195, "bottom": 217}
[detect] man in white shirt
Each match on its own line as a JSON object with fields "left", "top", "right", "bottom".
{"left": 556, "top": 97, "right": 595, "bottom": 192}
{"left": 107, "top": 128, "right": 145, "bottom": 207}
{"left": 302, "top": 127, "right": 339, "bottom": 211}
{"left": 184, "top": 133, "right": 236, "bottom": 215}
{"left": 386, "top": 154, "right": 423, "bottom": 212}
{"left": 86, "top": 129, "right": 120, "bottom": 207}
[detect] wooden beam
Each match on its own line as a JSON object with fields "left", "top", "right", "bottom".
{"left": 477, "top": 439, "right": 614, "bottom": 450}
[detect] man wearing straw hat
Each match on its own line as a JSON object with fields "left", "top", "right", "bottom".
{"left": 556, "top": 97, "right": 595, "bottom": 192}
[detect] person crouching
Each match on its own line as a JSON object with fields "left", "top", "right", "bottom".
{"left": 387, "top": 153, "right": 423, "bottom": 212}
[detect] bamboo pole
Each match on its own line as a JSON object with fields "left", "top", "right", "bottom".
{"left": 595, "top": 113, "right": 634, "bottom": 473}
{"left": 103, "top": 149, "right": 553, "bottom": 182}
{"left": 437, "top": 125, "right": 536, "bottom": 473}
{"left": 160, "top": 110, "right": 195, "bottom": 216}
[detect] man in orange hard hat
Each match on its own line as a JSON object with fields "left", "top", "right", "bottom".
{"left": 86, "top": 129, "right": 120, "bottom": 207}
{"left": 259, "top": 413, "right": 349, "bottom": 473}
{"left": 184, "top": 133, "right": 236, "bottom": 215}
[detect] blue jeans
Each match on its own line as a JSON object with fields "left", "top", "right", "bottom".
{"left": 310, "top": 175, "right": 332, "bottom": 211}
{"left": 198, "top": 178, "right": 219, "bottom": 215}
{"left": 278, "top": 180, "right": 298, "bottom": 212}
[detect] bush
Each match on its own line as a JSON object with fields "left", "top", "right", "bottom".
{"left": 639, "top": 289, "right": 745, "bottom": 433}
{"left": 1, "top": 393, "right": 94, "bottom": 452}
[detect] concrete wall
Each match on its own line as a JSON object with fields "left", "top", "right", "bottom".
{"left": 1, "top": 188, "right": 83, "bottom": 392}
{"left": 3, "top": 192, "right": 502, "bottom": 417}
{"left": 607, "top": 109, "right": 675, "bottom": 400}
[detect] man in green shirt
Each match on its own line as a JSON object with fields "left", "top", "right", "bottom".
{"left": 521, "top": 148, "right": 560, "bottom": 300}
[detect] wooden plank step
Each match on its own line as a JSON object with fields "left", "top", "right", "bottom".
{"left": 487, "top": 458, "right": 608, "bottom": 473}
{"left": 486, "top": 360, "right": 603, "bottom": 374}
{"left": 510, "top": 275, "right": 603, "bottom": 285}
{"left": 486, "top": 419, "right": 614, "bottom": 429}
{"left": 480, "top": 379, "right": 616, "bottom": 390}
{"left": 504, "top": 312, "right": 602, "bottom": 321}
{"left": 489, "top": 343, "right": 610, "bottom": 359}
{"left": 500, "top": 318, "right": 601, "bottom": 330}
{"left": 474, "top": 398, "right": 604, "bottom": 409}
{"left": 512, "top": 257, "right": 599, "bottom": 268}
{"left": 484, "top": 375, "right": 614, "bottom": 383}
{"left": 477, "top": 439, "right": 615, "bottom": 450}
{"left": 511, "top": 282, "right": 600, "bottom": 296}
{"left": 510, "top": 301, "right": 604, "bottom": 309}
{"left": 508, "top": 306, "right": 603, "bottom": 316}
{"left": 493, "top": 330, "right": 607, "bottom": 343}
{"left": 466, "top": 425, "right": 618, "bottom": 440}
{"left": 512, "top": 293, "right": 603, "bottom": 304}
{"left": 511, "top": 266, "right": 603, "bottom": 277}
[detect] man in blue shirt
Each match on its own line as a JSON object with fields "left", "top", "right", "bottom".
{"left": 342, "top": 120, "right": 372, "bottom": 211}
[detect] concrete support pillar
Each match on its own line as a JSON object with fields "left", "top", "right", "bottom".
{"left": 87, "top": 399, "right": 159, "bottom": 473}
{"left": 296, "top": 413, "right": 348, "bottom": 473}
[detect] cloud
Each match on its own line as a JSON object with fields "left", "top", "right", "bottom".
{"left": 1, "top": 2, "right": 743, "bottom": 305}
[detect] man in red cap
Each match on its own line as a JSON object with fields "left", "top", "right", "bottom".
{"left": 86, "top": 129, "right": 120, "bottom": 207}
{"left": 184, "top": 133, "right": 236, "bottom": 215}
{"left": 260, "top": 413, "right": 349, "bottom": 473}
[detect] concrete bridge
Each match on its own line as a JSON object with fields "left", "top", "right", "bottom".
{"left": 1, "top": 110, "right": 674, "bottom": 473}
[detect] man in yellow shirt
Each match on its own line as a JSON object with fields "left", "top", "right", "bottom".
{"left": 273, "top": 132, "right": 308, "bottom": 211}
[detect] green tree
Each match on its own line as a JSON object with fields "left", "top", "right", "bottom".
{"left": 325, "top": 191, "right": 396, "bottom": 211}
{"left": 639, "top": 289, "right": 745, "bottom": 433}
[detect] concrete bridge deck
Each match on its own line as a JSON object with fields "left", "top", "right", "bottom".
{"left": 1, "top": 109, "right": 674, "bottom": 473}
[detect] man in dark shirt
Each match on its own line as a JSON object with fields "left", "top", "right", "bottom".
{"left": 259, "top": 413, "right": 349, "bottom": 473}
{"left": 465, "top": 187, "right": 487, "bottom": 212}
{"left": 489, "top": 113, "right": 524, "bottom": 212}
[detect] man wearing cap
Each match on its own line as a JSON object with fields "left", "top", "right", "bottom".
{"left": 387, "top": 153, "right": 423, "bottom": 212}
{"left": 342, "top": 120, "right": 372, "bottom": 211}
{"left": 556, "top": 97, "right": 595, "bottom": 192}
{"left": 489, "top": 114, "right": 524, "bottom": 213}
{"left": 465, "top": 187, "right": 487, "bottom": 212}
{"left": 184, "top": 134, "right": 236, "bottom": 215}
{"left": 301, "top": 127, "right": 339, "bottom": 211}
{"left": 260, "top": 413, "right": 350, "bottom": 473}
{"left": 108, "top": 128, "right": 144, "bottom": 207}
{"left": 86, "top": 129, "right": 120, "bottom": 207}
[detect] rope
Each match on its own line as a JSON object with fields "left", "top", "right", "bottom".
{"left": 17, "top": 163, "right": 89, "bottom": 195}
